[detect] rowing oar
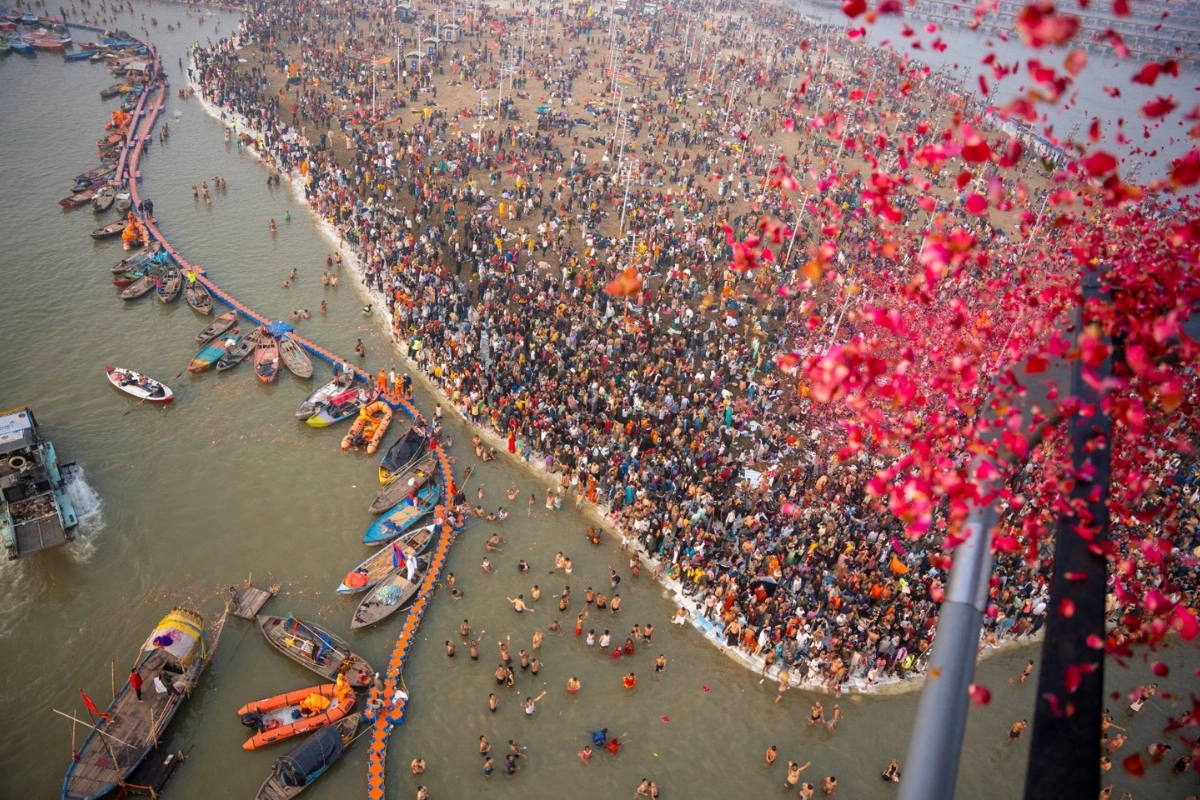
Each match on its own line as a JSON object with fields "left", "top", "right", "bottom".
{"left": 122, "top": 396, "right": 151, "bottom": 417}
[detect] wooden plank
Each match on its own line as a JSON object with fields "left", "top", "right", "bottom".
{"left": 229, "top": 585, "right": 274, "bottom": 620}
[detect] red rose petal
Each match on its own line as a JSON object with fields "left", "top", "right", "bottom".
{"left": 968, "top": 683, "right": 991, "bottom": 706}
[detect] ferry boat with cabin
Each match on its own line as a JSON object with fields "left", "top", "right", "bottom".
{"left": 0, "top": 407, "right": 79, "bottom": 559}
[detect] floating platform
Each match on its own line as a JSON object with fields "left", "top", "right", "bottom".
{"left": 227, "top": 584, "right": 274, "bottom": 620}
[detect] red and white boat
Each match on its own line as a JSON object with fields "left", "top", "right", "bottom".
{"left": 105, "top": 366, "right": 174, "bottom": 403}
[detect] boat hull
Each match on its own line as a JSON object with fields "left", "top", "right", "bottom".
{"left": 257, "top": 616, "right": 373, "bottom": 688}
{"left": 61, "top": 609, "right": 215, "bottom": 800}
{"left": 238, "top": 684, "right": 355, "bottom": 751}
{"left": 296, "top": 377, "right": 354, "bottom": 420}
{"left": 105, "top": 366, "right": 174, "bottom": 403}
{"left": 188, "top": 327, "right": 240, "bottom": 372}
{"left": 362, "top": 484, "right": 441, "bottom": 545}
{"left": 337, "top": 524, "right": 436, "bottom": 594}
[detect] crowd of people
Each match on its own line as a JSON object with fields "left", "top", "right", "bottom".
{"left": 184, "top": 0, "right": 1200, "bottom": 701}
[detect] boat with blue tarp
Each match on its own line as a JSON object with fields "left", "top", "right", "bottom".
{"left": 362, "top": 482, "right": 440, "bottom": 545}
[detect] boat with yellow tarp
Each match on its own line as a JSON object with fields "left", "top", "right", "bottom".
{"left": 62, "top": 608, "right": 225, "bottom": 800}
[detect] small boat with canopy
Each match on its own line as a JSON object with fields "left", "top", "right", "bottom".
{"left": 255, "top": 713, "right": 361, "bottom": 799}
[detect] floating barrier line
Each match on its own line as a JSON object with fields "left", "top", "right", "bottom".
{"left": 74, "top": 27, "right": 465, "bottom": 796}
{"left": 365, "top": 444, "right": 463, "bottom": 800}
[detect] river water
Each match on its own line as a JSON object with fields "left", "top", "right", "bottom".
{"left": 0, "top": 3, "right": 1196, "bottom": 800}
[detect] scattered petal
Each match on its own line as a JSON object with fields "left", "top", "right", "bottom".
{"left": 968, "top": 683, "right": 991, "bottom": 705}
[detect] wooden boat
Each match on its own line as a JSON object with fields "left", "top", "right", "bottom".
{"left": 195, "top": 310, "right": 237, "bottom": 345}
{"left": 362, "top": 483, "right": 441, "bottom": 545}
{"left": 115, "top": 192, "right": 132, "bottom": 214}
{"left": 187, "top": 326, "right": 241, "bottom": 372}
{"left": 337, "top": 524, "right": 436, "bottom": 594}
{"left": 112, "top": 268, "right": 146, "bottom": 287}
{"left": 26, "top": 35, "right": 67, "bottom": 51}
{"left": 91, "top": 187, "right": 115, "bottom": 213}
{"left": 7, "top": 38, "right": 33, "bottom": 55}
{"left": 368, "top": 453, "right": 438, "bottom": 514}
{"left": 75, "top": 166, "right": 113, "bottom": 183}
{"left": 350, "top": 555, "right": 430, "bottom": 629}
{"left": 257, "top": 615, "right": 373, "bottom": 688}
{"left": 99, "top": 82, "right": 127, "bottom": 98}
{"left": 278, "top": 337, "right": 313, "bottom": 379}
{"left": 305, "top": 387, "right": 375, "bottom": 429}
{"left": 296, "top": 375, "right": 358, "bottom": 420}
{"left": 256, "top": 714, "right": 361, "bottom": 800}
{"left": 59, "top": 188, "right": 97, "bottom": 209}
{"left": 63, "top": 49, "right": 93, "bottom": 61}
{"left": 0, "top": 39, "right": 9, "bottom": 55}
{"left": 105, "top": 366, "right": 173, "bottom": 403}
{"left": 216, "top": 327, "right": 261, "bottom": 371}
{"left": 378, "top": 428, "right": 427, "bottom": 485}
{"left": 156, "top": 265, "right": 181, "bottom": 303}
{"left": 120, "top": 272, "right": 156, "bottom": 300}
{"left": 237, "top": 683, "right": 356, "bottom": 751}
{"left": 254, "top": 330, "right": 280, "bottom": 383}
{"left": 339, "top": 401, "right": 392, "bottom": 455}
{"left": 61, "top": 608, "right": 223, "bottom": 800}
{"left": 110, "top": 251, "right": 163, "bottom": 275}
{"left": 90, "top": 218, "right": 128, "bottom": 240}
{"left": 184, "top": 277, "right": 213, "bottom": 315}
{"left": 75, "top": 176, "right": 114, "bottom": 194}
{"left": 111, "top": 268, "right": 146, "bottom": 287}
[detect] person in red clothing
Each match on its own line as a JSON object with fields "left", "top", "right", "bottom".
{"left": 129, "top": 668, "right": 144, "bottom": 701}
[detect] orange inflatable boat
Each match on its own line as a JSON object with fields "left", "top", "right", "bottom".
{"left": 341, "top": 400, "right": 392, "bottom": 455}
{"left": 237, "top": 681, "right": 356, "bottom": 751}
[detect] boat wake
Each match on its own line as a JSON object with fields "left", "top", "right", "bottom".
{"left": 64, "top": 469, "right": 105, "bottom": 561}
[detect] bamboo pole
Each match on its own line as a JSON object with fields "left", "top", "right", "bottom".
{"left": 56, "top": 710, "right": 141, "bottom": 748}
